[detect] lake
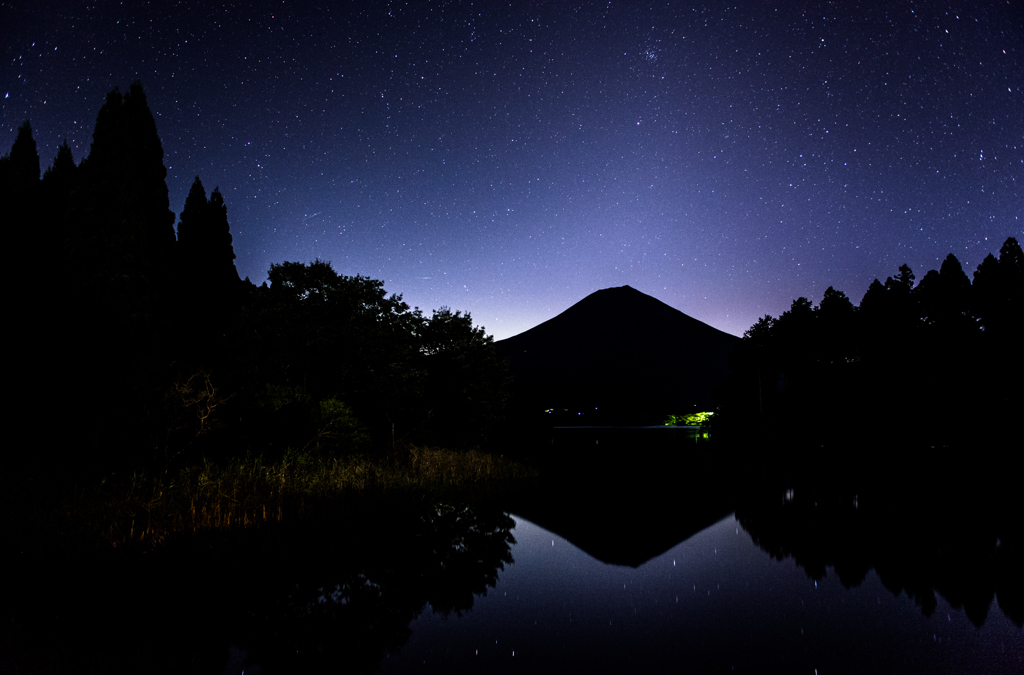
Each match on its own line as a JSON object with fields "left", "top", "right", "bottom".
{"left": 4, "top": 430, "right": 1020, "bottom": 673}
{"left": 381, "top": 512, "right": 1020, "bottom": 674}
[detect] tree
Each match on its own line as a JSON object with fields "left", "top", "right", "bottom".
{"left": 729, "top": 314, "right": 779, "bottom": 420}
{"left": 42, "top": 83, "right": 183, "bottom": 473}
{"left": 417, "top": 307, "right": 509, "bottom": 448}
{"left": 1, "top": 121, "right": 41, "bottom": 259}
{"left": 917, "top": 254, "right": 972, "bottom": 334}
{"left": 996, "top": 237, "right": 1024, "bottom": 336}
{"left": 176, "top": 176, "right": 210, "bottom": 261}
{"left": 816, "top": 286, "right": 856, "bottom": 369}
{"left": 971, "top": 253, "right": 1003, "bottom": 333}
{"left": 970, "top": 238, "right": 1024, "bottom": 427}
{"left": 176, "top": 177, "right": 242, "bottom": 342}
{"left": 895, "top": 263, "right": 915, "bottom": 292}
{"left": 228, "top": 260, "right": 425, "bottom": 450}
{"left": 3, "top": 121, "right": 44, "bottom": 467}
{"left": 0, "top": 120, "right": 40, "bottom": 188}
{"left": 177, "top": 178, "right": 239, "bottom": 288}
{"left": 774, "top": 297, "right": 815, "bottom": 375}
{"left": 42, "top": 140, "right": 78, "bottom": 243}
{"left": 718, "top": 241, "right": 1019, "bottom": 448}
{"left": 71, "top": 82, "right": 177, "bottom": 310}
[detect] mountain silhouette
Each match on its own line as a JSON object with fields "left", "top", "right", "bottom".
{"left": 495, "top": 285, "right": 739, "bottom": 424}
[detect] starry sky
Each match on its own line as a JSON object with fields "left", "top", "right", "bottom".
{"left": 3, "top": 1, "right": 1021, "bottom": 339}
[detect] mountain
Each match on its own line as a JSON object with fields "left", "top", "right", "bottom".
{"left": 495, "top": 285, "right": 740, "bottom": 424}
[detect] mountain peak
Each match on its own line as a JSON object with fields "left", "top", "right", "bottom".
{"left": 496, "top": 286, "right": 739, "bottom": 421}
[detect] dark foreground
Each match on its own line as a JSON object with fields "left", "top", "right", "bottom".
{"left": 2, "top": 431, "right": 1021, "bottom": 674}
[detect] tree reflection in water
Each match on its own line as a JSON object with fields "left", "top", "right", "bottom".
{"left": 2, "top": 499, "right": 515, "bottom": 675}
{"left": 734, "top": 456, "right": 1022, "bottom": 629}
{"left": 241, "top": 502, "right": 515, "bottom": 673}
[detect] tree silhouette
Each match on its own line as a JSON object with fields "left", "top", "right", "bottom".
{"left": 4, "top": 82, "right": 512, "bottom": 473}
{"left": 1, "top": 121, "right": 41, "bottom": 262}
{"left": 975, "top": 237, "right": 1024, "bottom": 339}
{"left": 417, "top": 307, "right": 509, "bottom": 447}
{"left": 70, "top": 81, "right": 176, "bottom": 316}
{"left": 917, "top": 253, "right": 972, "bottom": 335}
{"left": 177, "top": 178, "right": 239, "bottom": 290}
{"left": 42, "top": 140, "right": 78, "bottom": 245}
{"left": 719, "top": 239, "right": 1020, "bottom": 448}
{"left": 3, "top": 121, "right": 44, "bottom": 473}
{"left": 0, "top": 120, "right": 40, "bottom": 188}
{"left": 37, "top": 82, "right": 183, "bottom": 472}
{"left": 816, "top": 286, "right": 856, "bottom": 366}
{"left": 175, "top": 177, "right": 242, "bottom": 358}
{"left": 227, "top": 260, "right": 425, "bottom": 451}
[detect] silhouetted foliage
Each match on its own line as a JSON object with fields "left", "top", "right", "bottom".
{"left": 175, "top": 176, "right": 242, "bottom": 362}
{"left": 735, "top": 455, "right": 1021, "bottom": 628}
{"left": 0, "top": 120, "right": 40, "bottom": 188}
{"left": 41, "top": 140, "right": 78, "bottom": 244}
{"left": 3, "top": 498, "right": 516, "bottom": 673}
{"left": 177, "top": 177, "right": 240, "bottom": 291}
{"left": 417, "top": 307, "right": 510, "bottom": 448}
{"left": 72, "top": 82, "right": 176, "bottom": 309}
{"left": 2, "top": 121, "right": 42, "bottom": 279}
{"left": 225, "top": 260, "right": 507, "bottom": 453}
{"left": 719, "top": 238, "right": 1023, "bottom": 449}
{"left": 5, "top": 83, "right": 507, "bottom": 477}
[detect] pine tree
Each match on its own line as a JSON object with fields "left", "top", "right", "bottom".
{"left": 177, "top": 175, "right": 210, "bottom": 275}
{"left": 0, "top": 120, "right": 41, "bottom": 188}
{"left": 176, "top": 177, "right": 241, "bottom": 311}
{"left": 205, "top": 187, "right": 240, "bottom": 289}
{"left": 1, "top": 121, "right": 42, "bottom": 289}
{"left": 0, "top": 120, "right": 41, "bottom": 222}
{"left": 51, "top": 83, "right": 182, "bottom": 471}
{"left": 42, "top": 140, "right": 78, "bottom": 248}
{"left": 73, "top": 81, "right": 176, "bottom": 307}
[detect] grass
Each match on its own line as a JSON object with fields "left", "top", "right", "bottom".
{"left": 10, "top": 447, "right": 537, "bottom": 550}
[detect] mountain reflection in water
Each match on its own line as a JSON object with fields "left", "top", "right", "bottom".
{"left": 383, "top": 432, "right": 1020, "bottom": 674}
{"left": 4, "top": 435, "right": 1021, "bottom": 674}
{"left": 389, "top": 511, "right": 1020, "bottom": 674}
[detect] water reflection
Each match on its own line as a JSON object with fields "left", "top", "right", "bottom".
{"left": 5, "top": 436, "right": 1021, "bottom": 674}
{"left": 735, "top": 466, "right": 1022, "bottom": 629}
{"left": 388, "top": 512, "right": 1022, "bottom": 674}
{"left": 3, "top": 498, "right": 515, "bottom": 674}
{"left": 230, "top": 502, "right": 516, "bottom": 673}
{"left": 514, "top": 425, "right": 732, "bottom": 567}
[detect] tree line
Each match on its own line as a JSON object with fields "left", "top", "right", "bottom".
{"left": 718, "top": 237, "right": 1023, "bottom": 449}
{"left": 2, "top": 82, "right": 508, "bottom": 479}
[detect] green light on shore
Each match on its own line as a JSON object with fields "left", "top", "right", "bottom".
{"left": 664, "top": 412, "right": 714, "bottom": 427}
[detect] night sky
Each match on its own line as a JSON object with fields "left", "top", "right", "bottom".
{"left": 3, "top": 1, "right": 1021, "bottom": 339}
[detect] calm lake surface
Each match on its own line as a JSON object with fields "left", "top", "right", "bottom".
{"left": 382, "top": 512, "right": 1021, "bottom": 674}
{"left": 5, "top": 429, "right": 1020, "bottom": 673}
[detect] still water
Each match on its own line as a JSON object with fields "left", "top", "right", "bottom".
{"left": 4, "top": 432, "right": 1020, "bottom": 673}
{"left": 383, "top": 512, "right": 1021, "bottom": 674}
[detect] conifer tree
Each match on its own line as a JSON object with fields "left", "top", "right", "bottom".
{"left": 43, "top": 140, "right": 77, "bottom": 190}
{"left": 973, "top": 237, "right": 1024, "bottom": 338}
{"left": 815, "top": 286, "right": 856, "bottom": 368}
{"left": 176, "top": 177, "right": 241, "bottom": 313}
{"left": 74, "top": 81, "right": 176, "bottom": 306}
{"left": 205, "top": 187, "right": 240, "bottom": 288}
{"left": 49, "top": 83, "right": 182, "bottom": 470}
{"left": 177, "top": 175, "right": 210, "bottom": 271}
{"left": 972, "top": 253, "right": 1002, "bottom": 332}
{"left": 2, "top": 121, "right": 42, "bottom": 287}
{"left": 42, "top": 140, "right": 78, "bottom": 247}
{"left": 0, "top": 120, "right": 41, "bottom": 188}
{"left": 0, "top": 120, "right": 41, "bottom": 221}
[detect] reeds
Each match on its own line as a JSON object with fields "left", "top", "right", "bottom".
{"left": 78, "top": 447, "right": 535, "bottom": 548}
